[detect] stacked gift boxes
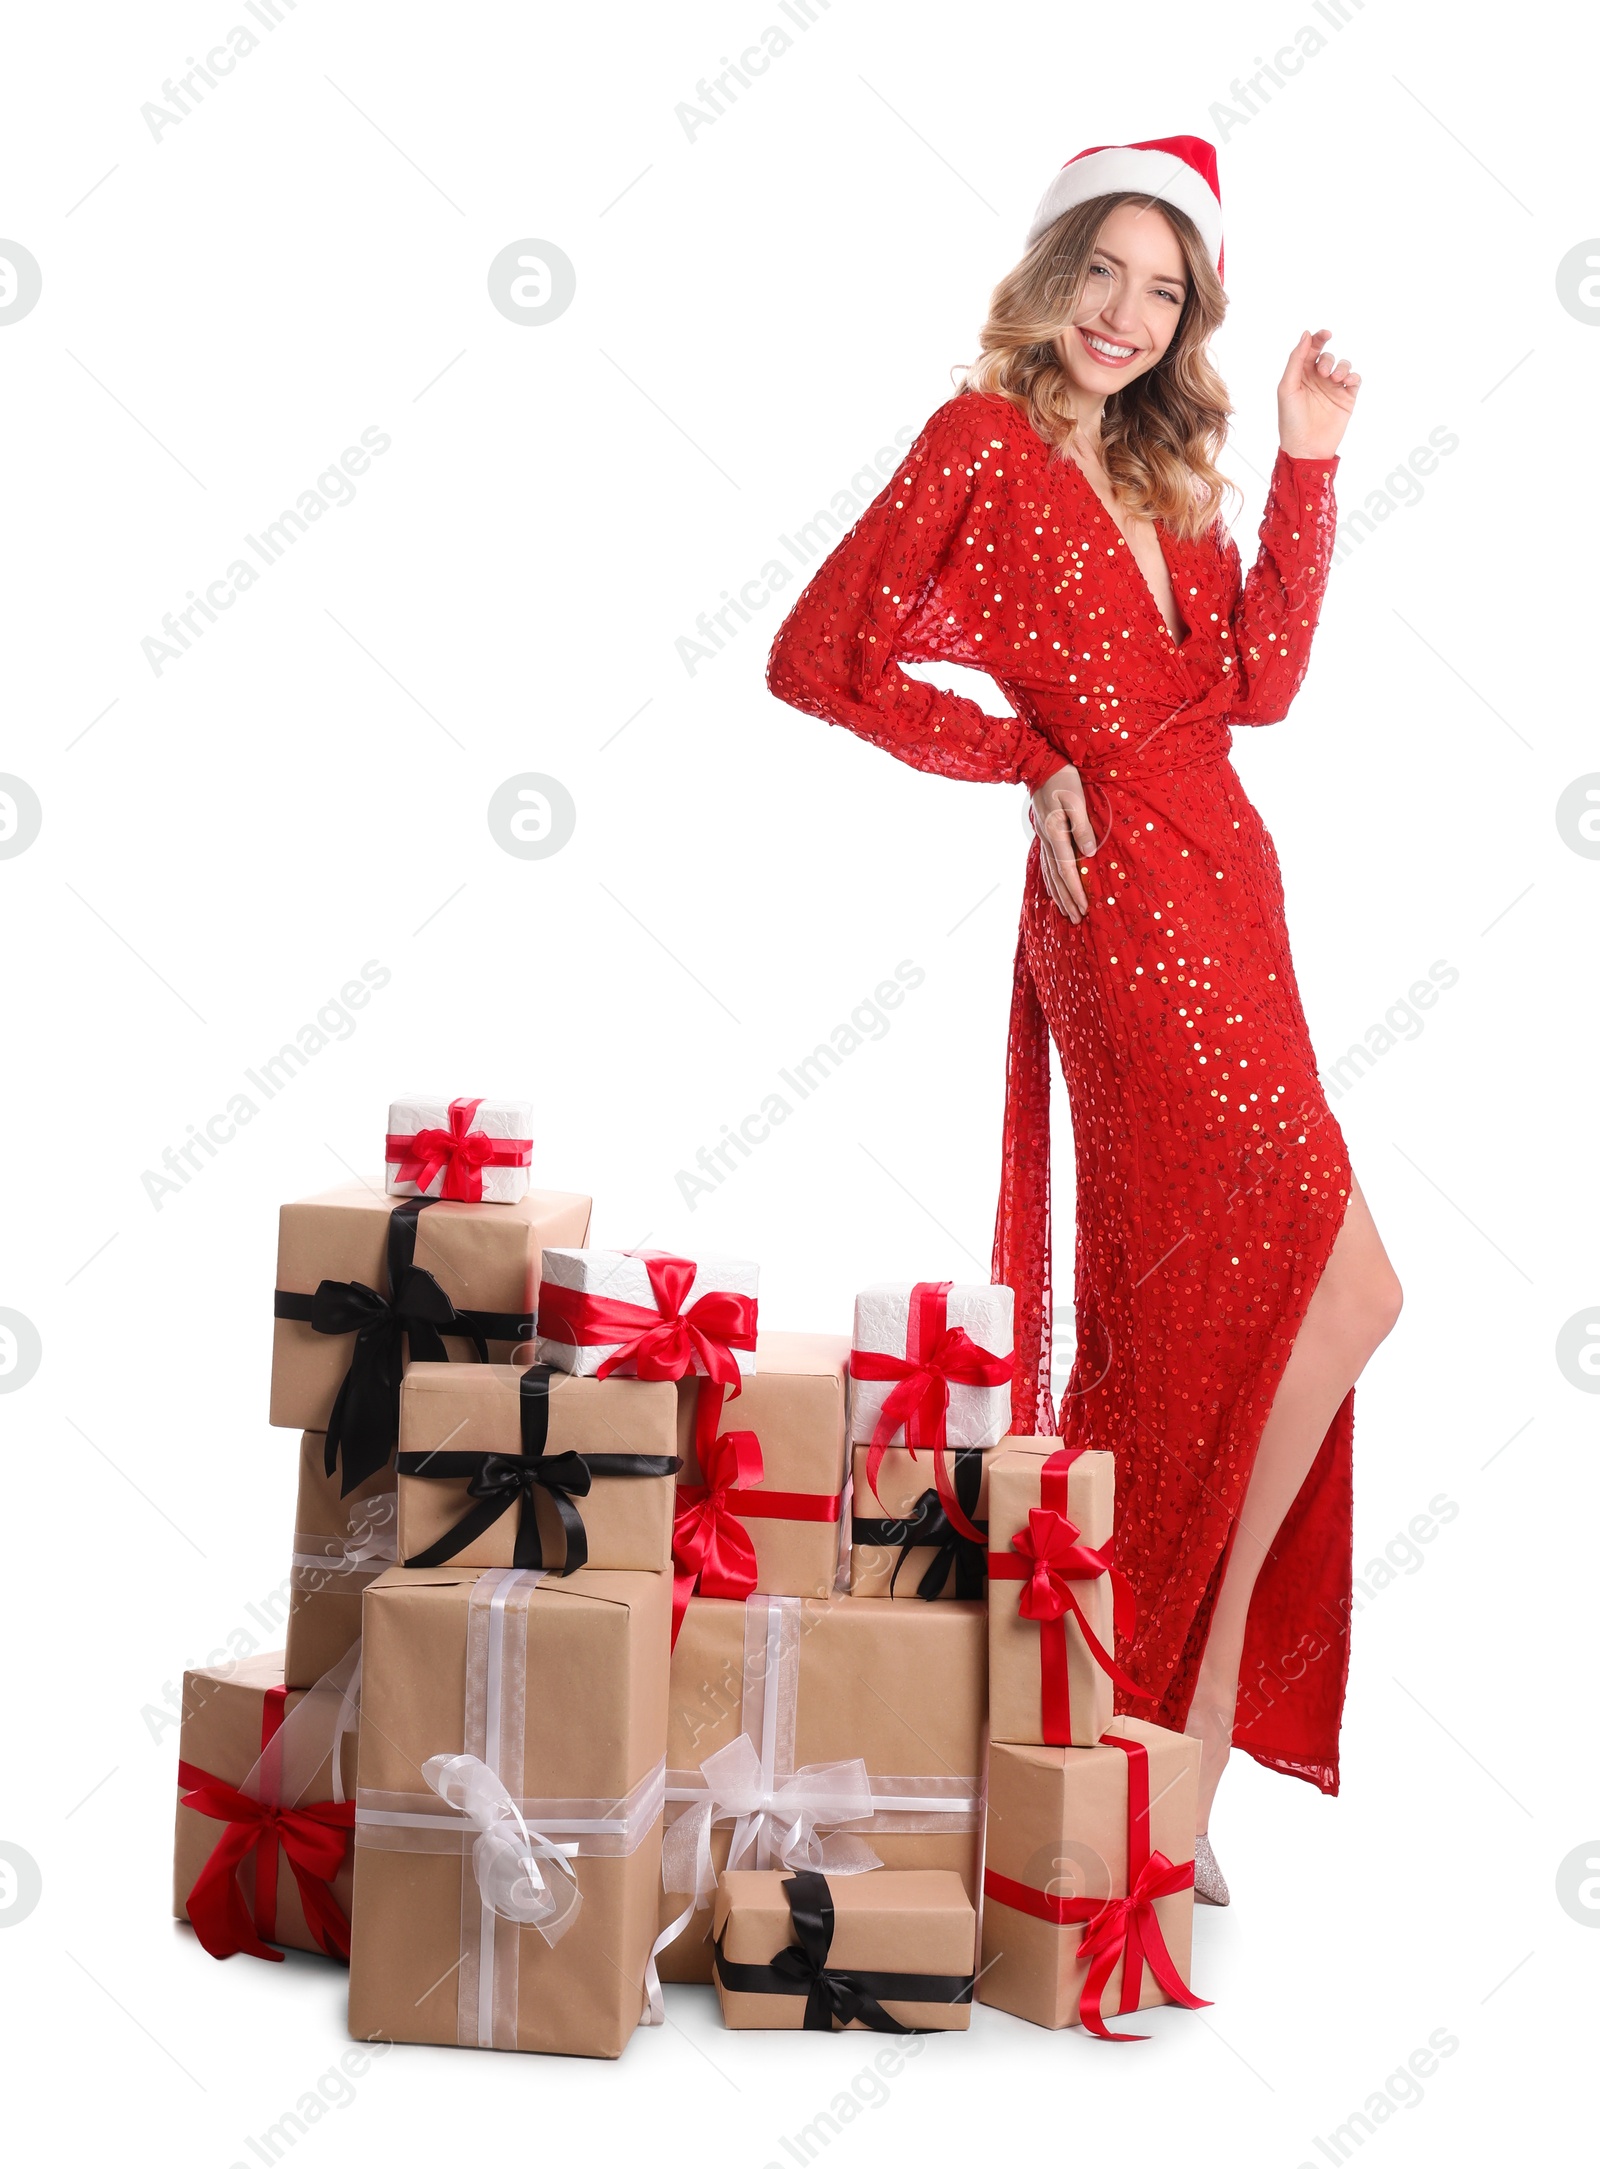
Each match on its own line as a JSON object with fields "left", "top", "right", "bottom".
{"left": 171, "top": 1103, "right": 1210, "bottom": 2052}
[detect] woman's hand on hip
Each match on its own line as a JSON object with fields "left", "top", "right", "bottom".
{"left": 1030, "top": 765, "right": 1096, "bottom": 924}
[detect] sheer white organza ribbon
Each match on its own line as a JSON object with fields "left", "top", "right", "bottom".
{"left": 422, "top": 1751, "right": 582, "bottom": 1945}
{"left": 660, "top": 1735, "right": 881, "bottom": 1903}
{"left": 291, "top": 1494, "right": 398, "bottom": 1588}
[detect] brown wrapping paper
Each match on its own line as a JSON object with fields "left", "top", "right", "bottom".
{"left": 396, "top": 1365, "right": 677, "bottom": 1571}
{"left": 848, "top": 1440, "right": 1051, "bottom": 1599}
{"left": 657, "top": 1593, "right": 986, "bottom": 1983}
{"left": 713, "top": 1869, "right": 974, "bottom": 2031}
{"left": 987, "top": 1445, "right": 1117, "bottom": 1747}
{"left": 173, "top": 1649, "right": 357, "bottom": 1957}
{"left": 978, "top": 1719, "right": 1200, "bottom": 2030}
{"left": 284, "top": 1430, "right": 395, "bottom": 1688}
{"left": 673, "top": 1331, "right": 849, "bottom": 1600}
{"left": 347, "top": 1564, "right": 669, "bottom": 2058}
{"left": 270, "top": 1182, "right": 592, "bottom": 1431}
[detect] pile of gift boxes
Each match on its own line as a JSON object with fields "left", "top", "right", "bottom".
{"left": 172, "top": 1095, "right": 1208, "bottom": 2053}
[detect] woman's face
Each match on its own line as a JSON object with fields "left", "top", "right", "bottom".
{"left": 1054, "top": 201, "right": 1189, "bottom": 399}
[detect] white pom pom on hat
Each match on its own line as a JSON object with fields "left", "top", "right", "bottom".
{"left": 1026, "top": 134, "right": 1224, "bottom": 279}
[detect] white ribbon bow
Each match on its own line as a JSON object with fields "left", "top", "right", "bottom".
{"left": 661, "top": 1736, "right": 882, "bottom": 1905}
{"left": 423, "top": 1752, "right": 583, "bottom": 1946}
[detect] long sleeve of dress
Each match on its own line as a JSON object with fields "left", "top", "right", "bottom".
{"left": 765, "top": 397, "right": 1067, "bottom": 790}
{"left": 1221, "top": 449, "right": 1340, "bottom": 725}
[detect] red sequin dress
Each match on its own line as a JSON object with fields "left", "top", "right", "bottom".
{"left": 767, "top": 388, "right": 1353, "bottom": 1793}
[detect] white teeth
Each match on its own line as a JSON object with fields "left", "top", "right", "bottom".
{"left": 1084, "top": 333, "right": 1136, "bottom": 359}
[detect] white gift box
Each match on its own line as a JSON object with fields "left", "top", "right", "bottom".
{"left": 384, "top": 1094, "right": 534, "bottom": 1205}
{"left": 535, "top": 1248, "right": 760, "bottom": 1378}
{"left": 849, "top": 1281, "right": 1015, "bottom": 1449}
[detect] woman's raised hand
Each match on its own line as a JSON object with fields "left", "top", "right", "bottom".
{"left": 1030, "top": 765, "right": 1097, "bottom": 924}
{"left": 1277, "top": 329, "right": 1361, "bottom": 459}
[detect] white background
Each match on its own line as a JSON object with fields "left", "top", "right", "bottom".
{"left": 2, "top": 1, "right": 1594, "bottom": 2160}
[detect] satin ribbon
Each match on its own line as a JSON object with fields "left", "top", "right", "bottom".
{"left": 385, "top": 1097, "right": 533, "bottom": 1203}
{"left": 987, "top": 1447, "right": 1145, "bottom": 1741}
{"left": 422, "top": 1752, "right": 582, "bottom": 1945}
{"left": 852, "top": 1458, "right": 989, "bottom": 1601}
{"left": 178, "top": 1679, "right": 355, "bottom": 1962}
{"left": 669, "top": 1386, "right": 842, "bottom": 1644}
{"left": 850, "top": 1281, "right": 1013, "bottom": 1545}
{"left": 537, "top": 1251, "right": 757, "bottom": 1389}
{"left": 713, "top": 1869, "right": 974, "bottom": 2033}
{"left": 661, "top": 1734, "right": 881, "bottom": 1908}
{"left": 981, "top": 1733, "right": 1208, "bottom": 2041}
{"left": 274, "top": 1198, "right": 535, "bottom": 1496}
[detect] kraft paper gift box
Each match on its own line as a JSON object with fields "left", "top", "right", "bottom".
{"left": 978, "top": 1720, "right": 1205, "bottom": 2038}
{"left": 271, "top": 1181, "right": 592, "bottom": 1493}
{"left": 672, "top": 1333, "right": 849, "bottom": 1610}
{"left": 849, "top": 1281, "right": 1014, "bottom": 1450}
{"left": 535, "top": 1247, "right": 759, "bottom": 1380}
{"left": 396, "top": 1363, "right": 678, "bottom": 1572}
{"left": 385, "top": 1094, "right": 535, "bottom": 1205}
{"left": 988, "top": 1444, "right": 1129, "bottom": 1748}
{"left": 656, "top": 1591, "right": 985, "bottom": 1985}
{"left": 174, "top": 1648, "right": 359, "bottom": 1961}
{"left": 848, "top": 1440, "right": 1045, "bottom": 1601}
{"left": 284, "top": 1429, "right": 396, "bottom": 1688}
{"left": 713, "top": 1869, "right": 975, "bottom": 2032}
{"left": 347, "top": 1563, "right": 670, "bottom": 2059}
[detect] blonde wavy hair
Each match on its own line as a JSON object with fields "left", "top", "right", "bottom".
{"left": 960, "top": 192, "right": 1235, "bottom": 541}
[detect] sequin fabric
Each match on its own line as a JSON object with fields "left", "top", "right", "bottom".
{"left": 767, "top": 389, "right": 1353, "bottom": 1792}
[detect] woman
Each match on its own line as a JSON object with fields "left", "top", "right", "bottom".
{"left": 765, "top": 137, "right": 1402, "bottom": 1899}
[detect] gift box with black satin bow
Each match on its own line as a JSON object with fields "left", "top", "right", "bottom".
{"left": 713, "top": 1869, "right": 974, "bottom": 2032}
{"left": 848, "top": 1439, "right": 1051, "bottom": 1600}
{"left": 270, "top": 1182, "right": 591, "bottom": 1495}
{"left": 396, "top": 1363, "right": 679, "bottom": 1572}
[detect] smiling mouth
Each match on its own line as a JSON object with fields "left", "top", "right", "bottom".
{"left": 1079, "top": 328, "right": 1141, "bottom": 366}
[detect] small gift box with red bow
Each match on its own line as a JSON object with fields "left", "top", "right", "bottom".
{"left": 988, "top": 1445, "right": 1142, "bottom": 1747}
{"left": 670, "top": 1332, "right": 849, "bottom": 1632}
{"left": 536, "top": 1247, "right": 759, "bottom": 1382}
{"left": 385, "top": 1095, "right": 535, "bottom": 1204}
{"left": 174, "top": 1649, "right": 359, "bottom": 1963}
{"left": 978, "top": 1720, "right": 1206, "bottom": 2038}
{"left": 284, "top": 1429, "right": 395, "bottom": 1687}
{"left": 849, "top": 1281, "right": 1014, "bottom": 1453}
{"left": 713, "top": 1868, "right": 975, "bottom": 2032}
{"left": 395, "top": 1362, "right": 679, "bottom": 1572}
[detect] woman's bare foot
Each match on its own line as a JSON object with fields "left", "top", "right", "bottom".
{"left": 1183, "top": 1684, "right": 1237, "bottom": 1837}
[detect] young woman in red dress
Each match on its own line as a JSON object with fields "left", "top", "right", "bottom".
{"left": 765, "top": 138, "right": 1401, "bottom": 1899}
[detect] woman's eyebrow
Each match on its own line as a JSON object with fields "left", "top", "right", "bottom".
{"left": 1094, "top": 246, "right": 1187, "bottom": 289}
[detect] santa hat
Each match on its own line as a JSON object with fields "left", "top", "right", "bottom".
{"left": 1026, "top": 134, "right": 1224, "bottom": 279}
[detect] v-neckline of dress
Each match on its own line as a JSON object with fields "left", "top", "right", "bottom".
{"left": 1063, "top": 453, "right": 1189, "bottom": 650}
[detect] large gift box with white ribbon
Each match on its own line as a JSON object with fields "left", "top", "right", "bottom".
{"left": 347, "top": 1564, "right": 670, "bottom": 2058}
{"left": 978, "top": 1720, "right": 1205, "bottom": 2038}
{"left": 988, "top": 1445, "right": 1131, "bottom": 1748}
{"left": 713, "top": 1868, "right": 975, "bottom": 2032}
{"left": 174, "top": 1649, "right": 360, "bottom": 1962}
{"left": 535, "top": 1247, "right": 759, "bottom": 1381}
{"left": 385, "top": 1095, "right": 535, "bottom": 1204}
{"left": 396, "top": 1363, "right": 679, "bottom": 1573}
{"left": 849, "top": 1281, "right": 1014, "bottom": 1451}
{"left": 671, "top": 1332, "right": 850, "bottom": 1619}
{"left": 271, "top": 1183, "right": 592, "bottom": 1495}
{"left": 655, "top": 1592, "right": 985, "bottom": 1985}
{"left": 284, "top": 1430, "right": 396, "bottom": 1688}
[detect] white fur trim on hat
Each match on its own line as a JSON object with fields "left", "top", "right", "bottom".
{"left": 1026, "top": 145, "right": 1223, "bottom": 270}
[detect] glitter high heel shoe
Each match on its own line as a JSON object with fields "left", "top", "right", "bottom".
{"left": 1193, "top": 1833, "right": 1230, "bottom": 1906}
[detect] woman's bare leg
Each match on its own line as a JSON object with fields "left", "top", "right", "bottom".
{"left": 1185, "top": 1175, "right": 1402, "bottom": 1833}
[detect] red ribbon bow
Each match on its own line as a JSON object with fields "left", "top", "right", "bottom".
{"left": 988, "top": 1448, "right": 1146, "bottom": 1742}
{"left": 851, "top": 1282, "right": 1014, "bottom": 1545}
{"left": 983, "top": 1733, "right": 1209, "bottom": 2041}
{"left": 537, "top": 1253, "right": 757, "bottom": 1391}
{"left": 386, "top": 1097, "right": 532, "bottom": 1202}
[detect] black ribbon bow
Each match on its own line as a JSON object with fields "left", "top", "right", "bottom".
{"left": 273, "top": 1197, "right": 536, "bottom": 1496}
{"left": 397, "top": 1365, "right": 679, "bottom": 1573}
{"left": 851, "top": 1444, "right": 988, "bottom": 1600}
{"left": 713, "top": 1871, "right": 974, "bottom": 2034}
